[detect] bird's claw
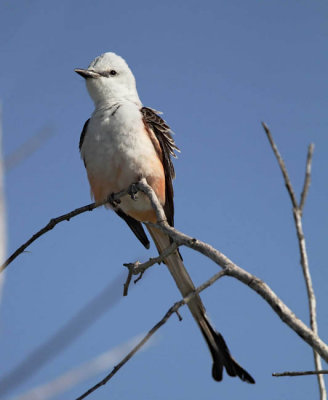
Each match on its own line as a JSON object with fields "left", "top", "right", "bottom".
{"left": 128, "top": 183, "right": 139, "bottom": 200}
{"left": 107, "top": 193, "right": 121, "bottom": 208}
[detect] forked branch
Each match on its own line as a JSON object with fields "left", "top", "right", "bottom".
{"left": 262, "top": 123, "right": 325, "bottom": 400}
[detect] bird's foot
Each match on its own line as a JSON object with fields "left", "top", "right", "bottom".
{"left": 128, "top": 183, "right": 139, "bottom": 200}
{"left": 107, "top": 193, "right": 121, "bottom": 208}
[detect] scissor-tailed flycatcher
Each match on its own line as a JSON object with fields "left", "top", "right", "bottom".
{"left": 75, "top": 52, "right": 255, "bottom": 383}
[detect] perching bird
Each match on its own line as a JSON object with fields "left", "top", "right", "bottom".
{"left": 75, "top": 52, "right": 255, "bottom": 383}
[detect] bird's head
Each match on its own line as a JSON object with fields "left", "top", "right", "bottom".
{"left": 75, "top": 52, "right": 141, "bottom": 107}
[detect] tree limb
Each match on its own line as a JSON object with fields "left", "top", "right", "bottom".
{"left": 2, "top": 177, "right": 328, "bottom": 398}
{"left": 75, "top": 269, "right": 227, "bottom": 400}
{"left": 262, "top": 123, "right": 325, "bottom": 399}
{"left": 123, "top": 242, "right": 178, "bottom": 296}
{"left": 0, "top": 187, "right": 130, "bottom": 273}
{"left": 3, "top": 179, "right": 328, "bottom": 362}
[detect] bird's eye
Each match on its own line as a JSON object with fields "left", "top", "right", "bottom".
{"left": 109, "top": 70, "right": 117, "bottom": 76}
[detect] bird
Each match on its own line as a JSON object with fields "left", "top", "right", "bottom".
{"left": 75, "top": 52, "right": 255, "bottom": 383}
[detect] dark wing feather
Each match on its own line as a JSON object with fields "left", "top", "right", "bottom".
{"left": 79, "top": 119, "right": 90, "bottom": 151}
{"left": 141, "top": 107, "right": 180, "bottom": 227}
{"left": 115, "top": 209, "right": 150, "bottom": 249}
{"left": 79, "top": 119, "right": 90, "bottom": 167}
{"left": 78, "top": 118, "right": 150, "bottom": 248}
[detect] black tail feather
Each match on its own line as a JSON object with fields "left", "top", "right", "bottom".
{"left": 200, "top": 317, "right": 255, "bottom": 384}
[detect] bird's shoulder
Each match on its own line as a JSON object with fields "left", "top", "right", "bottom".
{"left": 140, "top": 107, "right": 179, "bottom": 179}
{"left": 141, "top": 106, "right": 180, "bottom": 227}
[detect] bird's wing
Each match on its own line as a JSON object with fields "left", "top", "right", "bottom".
{"left": 79, "top": 119, "right": 90, "bottom": 166}
{"left": 141, "top": 107, "right": 180, "bottom": 227}
{"left": 114, "top": 208, "right": 150, "bottom": 249}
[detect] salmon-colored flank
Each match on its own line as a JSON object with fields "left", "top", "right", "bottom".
{"left": 127, "top": 208, "right": 157, "bottom": 223}
{"left": 87, "top": 153, "right": 166, "bottom": 224}
{"left": 87, "top": 173, "right": 113, "bottom": 204}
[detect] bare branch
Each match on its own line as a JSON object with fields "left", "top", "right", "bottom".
{"left": 75, "top": 269, "right": 227, "bottom": 400}
{"left": 148, "top": 218, "right": 328, "bottom": 362}
{"left": 273, "top": 370, "right": 328, "bottom": 377}
{"left": 294, "top": 196, "right": 326, "bottom": 399}
{"left": 300, "top": 143, "right": 315, "bottom": 213}
{"left": 261, "top": 122, "right": 298, "bottom": 209}
{"left": 123, "top": 242, "right": 178, "bottom": 295}
{"left": 262, "top": 124, "right": 325, "bottom": 399}
{"left": 122, "top": 266, "right": 133, "bottom": 296}
{"left": 0, "top": 202, "right": 97, "bottom": 273}
{"left": 3, "top": 176, "right": 328, "bottom": 397}
{"left": 0, "top": 187, "right": 130, "bottom": 273}
{"left": 3, "top": 180, "right": 328, "bottom": 364}
{"left": 137, "top": 178, "right": 167, "bottom": 222}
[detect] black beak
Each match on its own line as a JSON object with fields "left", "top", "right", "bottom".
{"left": 75, "top": 68, "right": 100, "bottom": 79}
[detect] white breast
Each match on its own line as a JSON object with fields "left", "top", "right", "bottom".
{"left": 80, "top": 102, "right": 164, "bottom": 217}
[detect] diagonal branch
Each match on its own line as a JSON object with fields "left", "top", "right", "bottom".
{"left": 3, "top": 178, "right": 328, "bottom": 397}
{"left": 0, "top": 202, "right": 97, "bottom": 273}
{"left": 148, "top": 218, "right": 328, "bottom": 362}
{"left": 75, "top": 269, "right": 227, "bottom": 400}
{"left": 123, "top": 242, "right": 178, "bottom": 296}
{"left": 3, "top": 180, "right": 328, "bottom": 362}
{"left": 0, "top": 188, "right": 129, "bottom": 273}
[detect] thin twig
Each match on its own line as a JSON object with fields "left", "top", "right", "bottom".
{"left": 293, "top": 208, "right": 326, "bottom": 399}
{"left": 175, "top": 310, "right": 183, "bottom": 321}
{"left": 300, "top": 143, "right": 315, "bottom": 213}
{"left": 0, "top": 202, "right": 97, "bottom": 273}
{"left": 262, "top": 123, "right": 325, "bottom": 400}
{"left": 0, "top": 187, "right": 130, "bottom": 273}
{"left": 261, "top": 122, "right": 298, "bottom": 209}
{"left": 122, "top": 268, "right": 133, "bottom": 296}
{"left": 75, "top": 269, "right": 227, "bottom": 400}
{"left": 273, "top": 370, "right": 328, "bottom": 377}
{"left": 134, "top": 271, "right": 144, "bottom": 284}
{"left": 123, "top": 242, "right": 178, "bottom": 295}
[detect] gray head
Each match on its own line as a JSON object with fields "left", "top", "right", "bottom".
{"left": 75, "top": 52, "right": 141, "bottom": 107}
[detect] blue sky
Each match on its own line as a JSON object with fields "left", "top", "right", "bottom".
{"left": 0, "top": 0, "right": 327, "bottom": 399}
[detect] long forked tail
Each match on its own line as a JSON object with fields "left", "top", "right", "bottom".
{"left": 147, "top": 225, "right": 255, "bottom": 384}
